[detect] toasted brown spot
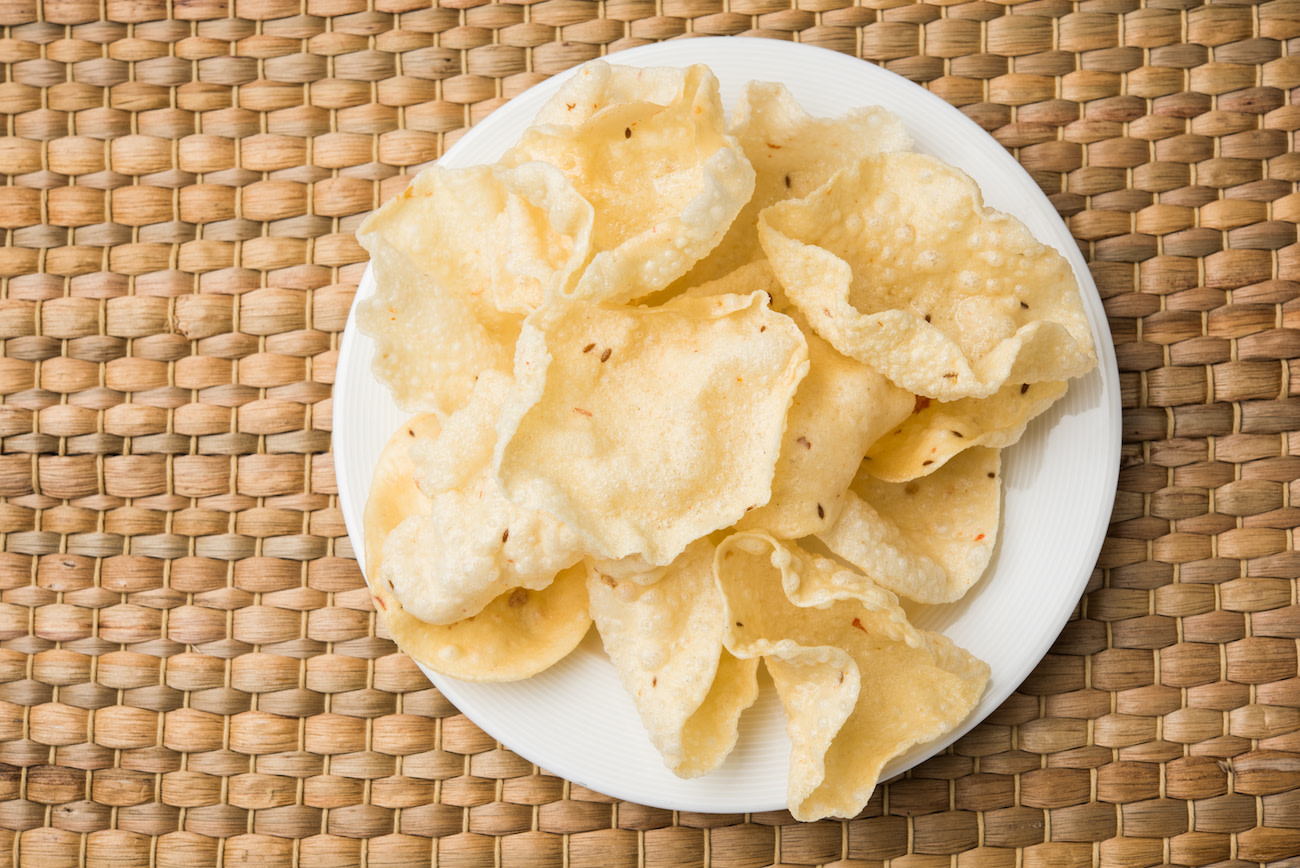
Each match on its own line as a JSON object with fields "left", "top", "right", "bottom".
{"left": 796, "top": 436, "right": 811, "bottom": 449}
{"left": 987, "top": 472, "right": 996, "bottom": 478}
{"left": 573, "top": 407, "right": 593, "bottom": 417}
{"left": 951, "top": 430, "right": 964, "bottom": 438}
{"left": 1020, "top": 301, "right": 1029, "bottom": 309}
{"left": 501, "top": 528, "right": 509, "bottom": 543}
{"left": 851, "top": 617, "right": 867, "bottom": 633}
{"left": 913, "top": 395, "right": 931, "bottom": 414}
{"left": 922, "top": 459, "right": 934, "bottom": 466}
{"left": 508, "top": 588, "right": 529, "bottom": 608}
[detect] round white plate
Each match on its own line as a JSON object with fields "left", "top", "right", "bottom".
{"left": 334, "top": 38, "right": 1122, "bottom": 815}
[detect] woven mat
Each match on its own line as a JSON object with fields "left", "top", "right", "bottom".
{"left": 3, "top": 0, "right": 1300, "bottom": 865}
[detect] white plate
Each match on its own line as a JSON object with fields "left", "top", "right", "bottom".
{"left": 334, "top": 38, "right": 1122, "bottom": 815}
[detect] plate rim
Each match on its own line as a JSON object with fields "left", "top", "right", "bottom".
{"left": 334, "top": 36, "right": 1124, "bottom": 814}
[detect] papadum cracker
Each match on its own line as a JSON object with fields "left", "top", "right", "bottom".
{"left": 362, "top": 161, "right": 593, "bottom": 316}
{"left": 357, "top": 162, "right": 593, "bottom": 416}
{"left": 683, "top": 261, "right": 913, "bottom": 537}
{"left": 739, "top": 318, "right": 913, "bottom": 538}
{"left": 495, "top": 292, "right": 809, "bottom": 566}
{"left": 364, "top": 414, "right": 591, "bottom": 682}
{"left": 530, "top": 60, "right": 715, "bottom": 129}
{"left": 715, "top": 532, "right": 989, "bottom": 821}
{"left": 818, "top": 447, "right": 1002, "bottom": 604}
{"left": 760, "top": 151, "right": 1096, "bottom": 401}
{"left": 356, "top": 239, "right": 517, "bottom": 419}
{"left": 363, "top": 413, "right": 441, "bottom": 567}
{"left": 503, "top": 62, "right": 754, "bottom": 304}
{"left": 587, "top": 539, "right": 759, "bottom": 778}
{"left": 380, "top": 373, "right": 585, "bottom": 625}
{"left": 865, "top": 379, "right": 1068, "bottom": 482}
{"left": 683, "top": 81, "right": 911, "bottom": 286}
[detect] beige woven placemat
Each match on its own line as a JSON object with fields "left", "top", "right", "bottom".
{"left": 2, "top": 0, "right": 1299, "bottom": 865}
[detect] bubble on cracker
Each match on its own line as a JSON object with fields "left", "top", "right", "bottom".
{"left": 496, "top": 291, "right": 809, "bottom": 566}
{"left": 760, "top": 151, "right": 1097, "bottom": 401}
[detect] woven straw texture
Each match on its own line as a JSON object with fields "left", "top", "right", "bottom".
{"left": 3, "top": 0, "right": 1300, "bottom": 865}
